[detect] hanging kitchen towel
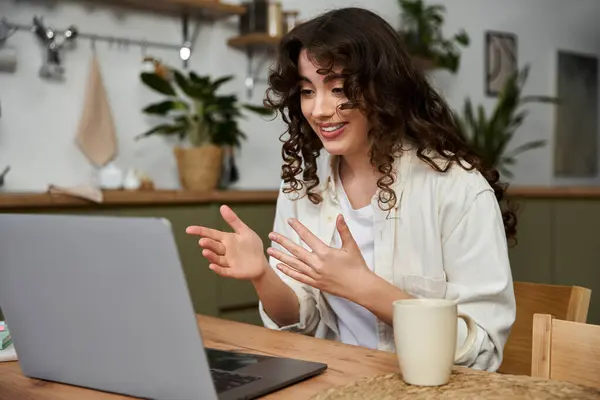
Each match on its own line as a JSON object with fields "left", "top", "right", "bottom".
{"left": 75, "top": 54, "right": 117, "bottom": 167}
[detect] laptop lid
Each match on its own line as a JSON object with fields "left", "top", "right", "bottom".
{"left": 0, "top": 213, "right": 218, "bottom": 400}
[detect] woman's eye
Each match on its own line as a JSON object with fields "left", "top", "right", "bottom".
{"left": 300, "top": 88, "right": 314, "bottom": 96}
{"left": 332, "top": 87, "right": 345, "bottom": 95}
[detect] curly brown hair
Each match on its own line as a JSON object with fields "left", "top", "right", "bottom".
{"left": 264, "top": 7, "right": 516, "bottom": 241}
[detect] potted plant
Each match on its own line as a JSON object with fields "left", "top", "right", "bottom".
{"left": 398, "top": 0, "right": 469, "bottom": 73}
{"left": 456, "top": 65, "right": 559, "bottom": 178}
{"left": 136, "top": 64, "right": 273, "bottom": 191}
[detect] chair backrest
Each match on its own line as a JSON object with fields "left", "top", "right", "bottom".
{"left": 531, "top": 313, "right": 600, "bottom": 389}
{"left": 498, "top": 282, "right": 591, "bottom": 376}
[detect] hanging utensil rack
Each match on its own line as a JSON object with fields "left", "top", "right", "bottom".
{"left": 2, "top": 0, "right": 247, "bottom": 67}
{"left": 4, "top": 17, "right": 199, "bottom": 67}
{"left": 7, "top": 19, "right": 184, "bottom": 50}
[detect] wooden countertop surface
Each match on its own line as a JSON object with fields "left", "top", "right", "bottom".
{"left": 506, "top": 186, "right": 600, "bottom": 198}
{"left": 0, "top": 189, "right": 279, "bottom": 209}
{"left": 1, "top": 186, "right": 600, "bottom": 209}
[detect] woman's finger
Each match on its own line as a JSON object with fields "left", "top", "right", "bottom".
{"left": 287, "top": 219, "right": 328, "bottom": 253}
{"left": 199, "top": 238, "right": 226, "bottom": 256}
{"left": 269, "top": 232, "right": 315, "bottom": 265}
{"left": 220, "top": 205, "right": 250, "bottom": 234}
{"left": 186, "top": 225, "right": 225, "bottom": 241}
{"left": 209, "top": 263, "right": 232, "bottom": 278}
{"left": 276, "top": 263, "right": 317, "bottom": 288}
{"left": 267, "top": 247, "right": 317, "bottom": 279}
{"left": 202, "top": 249, "right": 229, "bottom": 267}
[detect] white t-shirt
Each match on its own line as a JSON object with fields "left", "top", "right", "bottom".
{"left": 324, "top": 180, "right": 378, "bottom": 349}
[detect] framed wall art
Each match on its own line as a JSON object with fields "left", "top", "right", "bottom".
{"left": 485, "top": 31, "right": 518, "bottom": 96}
{"left": 553, "top": 50, "right": 599, "bottom": 178}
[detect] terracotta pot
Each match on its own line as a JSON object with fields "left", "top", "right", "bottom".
{"left": 173, "top": 145, "right": 223, "bottom": 191}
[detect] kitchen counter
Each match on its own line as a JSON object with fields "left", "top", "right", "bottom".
{"left": 2, "top": 186, "right": 600, "bottom": 209}
{"left": 0, "top": 189, "right": 279, "bottom": 209}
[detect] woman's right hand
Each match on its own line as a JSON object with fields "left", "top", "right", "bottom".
{"left": 186, "top": 205, "right": 269, "bottom": 281}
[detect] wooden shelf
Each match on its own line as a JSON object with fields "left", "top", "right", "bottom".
{"left": 73, "top": 0, "right": 246, "bottom": 18}
{"left": 3, "top": 186, "right": 600, "bottom": 209}
{"left": 506, "top": 186, "right": 600, "bottom": 199}
{"left": 0, "top": 190, "right": 279, "bottom": 209}
{"left": 227, "top": 33, "right": 282, "bottom": 50}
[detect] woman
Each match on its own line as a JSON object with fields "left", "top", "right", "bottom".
{"left": 186, "top": 7, "right": 516, "bottom": 372}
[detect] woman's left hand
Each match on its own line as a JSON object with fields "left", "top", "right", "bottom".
{"left": 267, "top": 214, "right": 373, "bottom": 301}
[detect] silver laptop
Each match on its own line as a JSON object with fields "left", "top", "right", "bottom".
{"left": 0, "top": 213, "right": 326, "bottom": 400}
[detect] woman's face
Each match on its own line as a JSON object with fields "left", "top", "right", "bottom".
{"left": 298, "top": 49, "right": 371, "bottom": 157}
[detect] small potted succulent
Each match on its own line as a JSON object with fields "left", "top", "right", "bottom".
{"left": 136, "top": 63, "right": 272, "bottom": 191}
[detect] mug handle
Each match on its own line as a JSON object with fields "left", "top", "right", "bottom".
{"left": 454, "top": 313, "right": 478, "bottom": 362}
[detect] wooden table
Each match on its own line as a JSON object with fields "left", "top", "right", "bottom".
{"left": 0, "top": 314, "right": 400, "bottom": 400}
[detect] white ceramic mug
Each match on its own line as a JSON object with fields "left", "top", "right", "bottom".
{"left": 393, "top": 298, "right": 477, "bottom": 386}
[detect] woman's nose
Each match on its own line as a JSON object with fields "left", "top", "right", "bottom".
{"left": 312, "top": 93, "right": 335, "bottom": 119}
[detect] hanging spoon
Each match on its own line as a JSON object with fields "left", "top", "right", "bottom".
{"left": 0, "top": 166, "right": 11, "bottom": 187}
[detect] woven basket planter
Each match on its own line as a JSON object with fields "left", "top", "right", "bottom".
{"left": 173, "top": 144, "right": 223, "bottom": 191}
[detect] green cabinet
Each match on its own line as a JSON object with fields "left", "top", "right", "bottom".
{"left": 508, "top": 198, "right": 600, "bottom": 325}
{"left": 507, "top": 199, "right": 554, "bottom": 283}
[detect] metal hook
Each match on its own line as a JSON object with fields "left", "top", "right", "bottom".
{"left": 0, "top": 18, "right": 16, "bottom": 41}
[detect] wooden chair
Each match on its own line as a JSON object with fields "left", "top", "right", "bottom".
{"left": 498, "top": 282, "right": 591, "bottom": 376}
{"left": 531, "top": 313, "right": 600, "bottom": 389}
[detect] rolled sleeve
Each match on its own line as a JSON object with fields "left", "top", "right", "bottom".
{"left": 442, "top": 189, "right": 517, "bottom": 371}
{"left": 258, "top": 281, "right": 319, "bottom": 333}
{"left": 258, "top": 183, "right": 322, "bottom": 335}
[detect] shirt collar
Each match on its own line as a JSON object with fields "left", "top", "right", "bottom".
{"left": 318, "top": 146, "right": 415, "bottom": 211}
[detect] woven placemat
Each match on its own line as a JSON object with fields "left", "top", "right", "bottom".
{"left": 311, "top": 370, "right": 600, "bottom": 400}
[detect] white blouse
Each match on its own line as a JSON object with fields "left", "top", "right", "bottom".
{"left": 259, "top": 147, "right": 517, "bottom": 372}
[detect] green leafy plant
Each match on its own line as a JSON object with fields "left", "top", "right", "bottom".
{"left": 135, "top": 66, "right": 273, "bottom": 147}
{"left": 456, "top": 65, "right": 559, "bottom": 178}
{"left": 398, "top": 0, "right": 469, "bottom": 73}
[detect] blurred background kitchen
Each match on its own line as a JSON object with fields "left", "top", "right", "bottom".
{"left": 0, "top": 0, "right": 599, "bottom": 331}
